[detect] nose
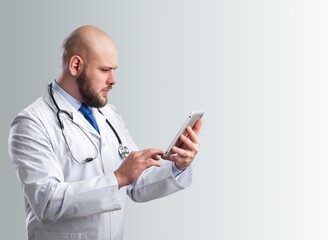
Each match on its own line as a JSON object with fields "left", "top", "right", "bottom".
{"left": 107, "top": 69, "right": 116, "bottom": 86}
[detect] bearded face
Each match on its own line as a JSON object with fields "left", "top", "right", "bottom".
{"left": 77, "top": 69, "right": 108, "bottom": 108}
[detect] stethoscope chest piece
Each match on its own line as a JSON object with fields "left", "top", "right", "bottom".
{"left": 118, "top": 144, "right": 130, "bottom": 159}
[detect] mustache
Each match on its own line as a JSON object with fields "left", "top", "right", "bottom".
{"left": 102, "top": 85, "right": 113, "bottom": 91}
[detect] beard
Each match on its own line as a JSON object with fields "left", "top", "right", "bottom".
{"left": 77, "top": 70, "right": 108, "bottom": 108}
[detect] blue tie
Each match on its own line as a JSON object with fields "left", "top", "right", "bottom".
{"left": 79, "top": 103, "right": 99, "bottom": 133}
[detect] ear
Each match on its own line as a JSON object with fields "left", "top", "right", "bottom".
{"left": 68, "top": 55, "right": 84, "bottom": 76}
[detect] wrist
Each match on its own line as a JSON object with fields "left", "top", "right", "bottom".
{"left": 114, "top": 170, "right": 129, "bottom": 188}
{"left": 175, "top": 163, "right": 187, "bottom": 171}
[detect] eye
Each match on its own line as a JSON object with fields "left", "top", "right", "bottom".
{"left": 100, "top": 66, "right": 117, "bottom": 72}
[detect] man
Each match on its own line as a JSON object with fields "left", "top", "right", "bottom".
{"left": 8, "top": 25, "right": 202, "bottom": 240}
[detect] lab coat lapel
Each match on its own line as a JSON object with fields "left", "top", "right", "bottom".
{"left": 92, "top": 107, "right": 119, "bottom": 174}
{"left": 92, "top": 108, "right": 107, "bottom": 135}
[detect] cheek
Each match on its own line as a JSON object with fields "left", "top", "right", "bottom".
{"left": 92, "top": 71, "right": 107, "bottom": 82}
{"left": 86, "top": 73, "right": 102, "bottom": 88}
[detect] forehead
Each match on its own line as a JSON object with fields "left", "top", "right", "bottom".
{"left": 88, "top": 38, "right": 118, "bottom": 68}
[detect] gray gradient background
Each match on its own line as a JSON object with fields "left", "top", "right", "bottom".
{"left": 1, "top": 0, "right": 328, "bottom": 239}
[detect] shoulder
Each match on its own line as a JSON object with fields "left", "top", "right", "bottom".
{"left": 11, "top": 96, "right": 55, "bottom": 129}
{"left": 13, "top": 98, "right": 44, "bottom": 120}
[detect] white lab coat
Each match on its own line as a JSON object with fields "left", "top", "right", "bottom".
{"left": 8, "top": 86, "right": 192, "bottom": 240}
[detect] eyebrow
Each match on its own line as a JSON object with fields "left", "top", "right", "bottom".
{"left": 100, "top": 66, "right": 118, "bottom": 70}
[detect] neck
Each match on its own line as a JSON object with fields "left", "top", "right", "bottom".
{"left": 56, "top": 73, "right": 83, "bottom": 102}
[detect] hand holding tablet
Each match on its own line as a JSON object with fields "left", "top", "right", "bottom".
{"left": 164, "top": 111, "right": 204, "bottom": 156}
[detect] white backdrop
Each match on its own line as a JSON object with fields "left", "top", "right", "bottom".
{"left": 1, "top": 1, "right": 328, "bottom": 239}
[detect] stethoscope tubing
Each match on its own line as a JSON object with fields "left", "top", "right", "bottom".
{"left": 48, "top": 83, "right": 129, "bottom": 162}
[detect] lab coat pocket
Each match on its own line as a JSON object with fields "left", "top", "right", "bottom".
{"left": 35, "top": 231, "right": 88, "bottom": 240}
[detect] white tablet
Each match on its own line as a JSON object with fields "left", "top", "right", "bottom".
{"left": 164, "top": 111, "right": 204, "bottom": 156}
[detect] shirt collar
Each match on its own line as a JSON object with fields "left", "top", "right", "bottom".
{"left": 52, "top": 80, "right": 82, "bottom": 111}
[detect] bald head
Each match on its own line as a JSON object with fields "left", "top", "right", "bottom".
{"left": 61, "top": 25, "right": 116, "bottom": 69}
{"left": 56, "top": 26, "right": 118, "bottom": 105}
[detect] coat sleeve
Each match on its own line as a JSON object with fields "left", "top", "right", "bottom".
{"left": 127, "top": 160, "right": 193, "bottom": 202}
{"left": 8, "top": 114, "right": 122, "bottom": 224}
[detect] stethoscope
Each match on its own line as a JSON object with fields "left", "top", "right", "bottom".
{"left": 48, "top": 83, "right": 130, "bottom": 163}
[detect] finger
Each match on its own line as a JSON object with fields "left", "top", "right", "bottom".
{"left": 179, "top": 134, "right": 198, "bottom": 151}
{"left": 185, "top": 126, "right": 197, "bottom": 144}
{"left": 150, "top": 154, "right": 161, "bottom": 160}
{"left": 192, "top": 119, "right": 203, "bottom": 136}
{"left": 161, "top": 148, "right": 180, "bottom": 161}
{"left": 140, "top": 148, "right": 164, "bottom": 159}
{"left": 162, "top": 149, "right": 191, "bottom": 170}
{"left": 147, "top": 159, "right": 161, "bottom": 167}
{"left": 162, "top": 146, "right": 189, "bottom": 162}
{"left": 171, "top": 146, "right": 191, "bottom": 158}
{"left": 161, "top": 144, "right": 190, "bottom": 161}
{"left": 161, "top": 154, "right": 179, "bottom": 163}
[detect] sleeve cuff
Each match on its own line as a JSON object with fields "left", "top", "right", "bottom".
{"left": 172, "top": 163, "right": 183, "bottom": 177}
